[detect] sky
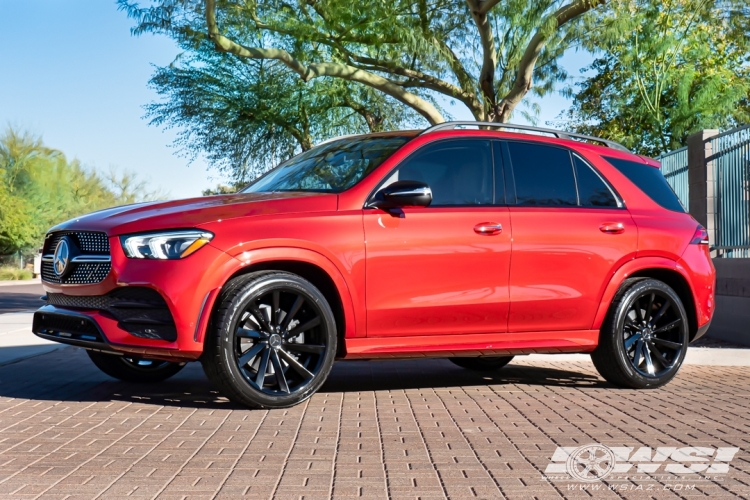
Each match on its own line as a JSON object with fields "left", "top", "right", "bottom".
{"left": 0, "top": 1, "right": 592, "bottom": 200}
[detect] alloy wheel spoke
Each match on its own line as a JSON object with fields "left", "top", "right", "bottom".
{"left": 238, "top": 343, "right": 265, "bottom": 368}
{"left": 288, "top": 316, "right": 321, "bottom": 337}
{"left": 624, "top": 333, "right": 641, "bottom": 351}
{"left": 650, "top": 300, "right": 671, "bottom": 327}
{"left": 270, "top": 350, "right": 290, "bottom": 393}
{"left": 272, "top": 290, "right": 280, "bottom": 327}
{"left": 653, "top": 318, "right": 681, "bottom": 334}
{"left": 284, "top": 343, "right": 326, "bottom": 354}
{"left": 236, "top": 328, "right": 264, "bottom": 339}
{"left": 280, "top": 295, "right": 305, "bottom": 331}
{"left": 644, "top": 293, "right": 655, "bottom": 324}
{"left": 633, "top": 340, "right": 644, "bottom": 367}
{"left": 277, "top": 349, "right": 314, "bottom": 380}
{"left": 648, "top": 341, "right": 670, "bottom": 367}
{"left": 249, "top": 304, "right": 273, "bottom": 333}
{"left": 255, "top": 348, "right": 271, "bottom": 387}
{"left": 651, "top": 337, "right": 683, "bottom": 350}
{"left": 643, "top": 342, "right": 656, "bottom": 374}
{"left": 633, "top": 297, "right": 644, "bottom": 324}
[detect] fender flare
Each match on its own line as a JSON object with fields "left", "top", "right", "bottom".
{"left": 591, "top": 257, "right": 690, "bottom": 330}
{"left": 195, "top": 246, "right": 359, "bottom": 346}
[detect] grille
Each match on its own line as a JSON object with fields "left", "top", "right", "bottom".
{"left": 43, "top": 231, "right": 110, "bottom": 254}
{"left": 33, "top": 312, "right": 103, "bottom": 343}
{"left": 42, "top": 231, "right": 111, "bottom": 285}
{"left": 42, "top": 261, "right": 112, "bottom": 285}
{"left": 46, "top": 287, "right": 177, "bottom": 342}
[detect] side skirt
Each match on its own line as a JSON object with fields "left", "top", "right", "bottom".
{"left": 343, "top": 330, "right": 599, "bottom": 359}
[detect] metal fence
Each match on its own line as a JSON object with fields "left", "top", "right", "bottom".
{"left": 659, "top": 146, "right": 689, "bottom": 210}
{"left": 708, "top": 125, "right": 750, "bottom": 258}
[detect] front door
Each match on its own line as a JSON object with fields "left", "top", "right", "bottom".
{"left": 502, "top": 141, "right": 638, "bottom": 332}
{"left": 364, "top": 139, "right": 512, "bottom": 337}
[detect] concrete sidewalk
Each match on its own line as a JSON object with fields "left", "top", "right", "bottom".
{"left": 0, "top": 312, "right": 61, "bottom": 366}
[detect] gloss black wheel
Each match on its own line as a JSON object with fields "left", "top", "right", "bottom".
{"left": 87, "top": 350, "right": 185, "bottom": 383}
{"left": 591, "top": 278, "right": 689, "bottom": 389}
{"left": 449, "top": 356, "right": 514, "bottom": 371}
{"left": 201, "top": 271, "right": 337, "bottom": 409}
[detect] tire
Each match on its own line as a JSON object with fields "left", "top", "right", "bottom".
{"left": 87, "top": 350, "right": 185, "bottom": 383}
{"left": 201, "top": 271, "right": 337, "bottom": 409}
{"left": 591, "top": 278, "right": 689, "bottom": 389}
{"left": 450, "top": 356, "right": 514, "bottom": 371}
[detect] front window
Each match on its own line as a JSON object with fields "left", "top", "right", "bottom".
{"left": 243, "top": 135, "right": 411, "bottom": 194}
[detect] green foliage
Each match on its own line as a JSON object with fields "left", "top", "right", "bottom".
{"left": 559, "top": 0, "right": 750, "bottom": 156}
{"left": 147, "top": 50, "right": 420, "bottom": 182}
{"left": 0, "top": 266, "right": 33, "bottom": 281}
{"left": 202, "top": 182, "right": 245, "bottom": 196}
{"left": 0, "top": 127, "right": 161, "bottom": 255}
{"left": 119, "top": 0, "right": 605, "bottom": 180}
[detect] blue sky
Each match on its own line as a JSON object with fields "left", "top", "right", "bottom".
{"left": 0, "top": 1, "right": 591, "bottom": 199}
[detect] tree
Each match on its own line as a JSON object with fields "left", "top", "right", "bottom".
{"left": 0, "top": 128, "right": 161, "bottom": 255}
{"left": 147, "top": 49, "right": 420, "bottom": 182}
{"left": 559, "top": 0, "right": 750, "bottom": 156}
{"left": 119, "top": 0, "right": 606, "bottom": 126}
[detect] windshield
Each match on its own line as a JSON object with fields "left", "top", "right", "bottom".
{"left": 243, "top": 135, "right": 411, "bottom": 194}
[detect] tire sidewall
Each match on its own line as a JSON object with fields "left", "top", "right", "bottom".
{"left": 610, "top": 280, "right": 689, "bottom": 388}
{"left": 216, "top": 274, "right": 337, "bottom": 408}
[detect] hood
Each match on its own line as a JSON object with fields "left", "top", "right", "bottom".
{"left": 49, "top": 192, "right": 338, "bottom": 236}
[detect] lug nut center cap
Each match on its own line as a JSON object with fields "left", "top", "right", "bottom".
{"left": 269, "top": 334, "right": 282, "bottom": 349}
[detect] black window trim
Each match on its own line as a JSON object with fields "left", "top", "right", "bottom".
{"left": 502, "top": 138, "right": 626, "bottom": 210}
{"left": 364, "top": 137, "right": 507, "bottom": 209}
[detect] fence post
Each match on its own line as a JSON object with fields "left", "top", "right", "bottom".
{"left": 687, "top": 129, "right": 719, "bottom": 248}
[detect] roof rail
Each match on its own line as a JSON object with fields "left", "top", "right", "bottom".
{"left": 420, "top": 121, "right": 630, "bottom": 152}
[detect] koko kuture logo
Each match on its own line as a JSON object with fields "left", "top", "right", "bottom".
{"left": 543, "top": 444, "right": 740, "bottom": 482}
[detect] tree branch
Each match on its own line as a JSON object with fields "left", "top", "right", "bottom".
{"left": 205, "top": 0, "right": 445, "bottom": 124}
{"left": 496, "top": 0, "right": 606, "bottom": 123}
{"left": 466, "top": 0, "right": 498, "bottom": 120}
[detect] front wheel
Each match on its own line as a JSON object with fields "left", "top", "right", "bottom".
{"left": 591, "top": 278, "right": 689, "bottom": 389}
{"left": 87, "top": 350, "right": 185, "bottom": 383}
{"left": 201, "top": 271, "right": 337, "bottom": 409}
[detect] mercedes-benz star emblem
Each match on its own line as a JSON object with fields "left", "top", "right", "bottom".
{"left": 53, "top": 238, "right": 70, "bottom": 276}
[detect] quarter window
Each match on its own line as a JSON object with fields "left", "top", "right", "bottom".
{"left": 507, "top": 142, "right": 577, "bottom": 206}
{"left": 573, "top": 156, "right": 619, "bottom": 207}
{"left": 385, "top": 140, "right": 493, "bottom": 206}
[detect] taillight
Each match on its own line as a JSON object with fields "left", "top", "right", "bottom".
{"left": 690, "top": 225, "right": 709, "bottom": 245}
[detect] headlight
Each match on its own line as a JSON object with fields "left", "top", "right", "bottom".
{"left": 120, "top": 230, "right": 214, "bottom": 259}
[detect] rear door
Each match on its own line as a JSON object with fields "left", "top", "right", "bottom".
{"left": 503, "top": 141, "right": 638, "bottom": 332}
{"left": 363, "top": 138, "right": 512, "bottom": 337}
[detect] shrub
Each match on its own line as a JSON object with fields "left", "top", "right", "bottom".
{"left": 0, "top": 266, "right": 33, "bottom": 281}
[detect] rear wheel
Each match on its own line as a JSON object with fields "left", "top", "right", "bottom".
{"left": 87, "top": 350, "right": 185, "bottom": 383}
{"left": 591, "top": 278, "right": 689, "bottom": 389}
{"left": 201, "top": 271, "right": 337, "bottom": 409}
{"left": 450, "top": 356, "right": 514, "bottom": 371}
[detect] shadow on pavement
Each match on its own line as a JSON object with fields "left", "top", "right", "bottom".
{"left": 0, "top": 346, "right": 606, "bottom": 410}
{"left": 0, "top": 293, "right": 44, "bottom": 313}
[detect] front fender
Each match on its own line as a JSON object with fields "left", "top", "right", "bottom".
{"left": 195, "top": 245, "right": 361, "bottom": 347}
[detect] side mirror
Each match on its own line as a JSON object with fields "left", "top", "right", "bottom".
{"left": 369, "top": 180, "right": 432, "bottom": 209}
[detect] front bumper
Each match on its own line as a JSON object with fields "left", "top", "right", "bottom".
{"left": 36, "top": 237, "right": 238, "bottom": 359}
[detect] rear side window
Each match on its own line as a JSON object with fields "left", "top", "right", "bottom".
{"left": 573, "top": 156, "right": 619, "bottom": 207}
{"left": 603, "top": 157, "right": 685, "bottom": 212}
{"left": 506, "top": 142, "right": 577, "bottom": 206}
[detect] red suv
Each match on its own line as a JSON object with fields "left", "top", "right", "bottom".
{"left": 34, "top": 122, "right": 715, "bottom": 408}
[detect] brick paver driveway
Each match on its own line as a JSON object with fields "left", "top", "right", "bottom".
{"left": 0, "top": 347, "right": 748, "bottom": 499}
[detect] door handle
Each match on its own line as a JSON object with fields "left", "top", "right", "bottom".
{"left": 599, "top": 222, "right": 625, "bottom": 234}
{"left": 474, "top": 222, "right": 503, "bottom": 235}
